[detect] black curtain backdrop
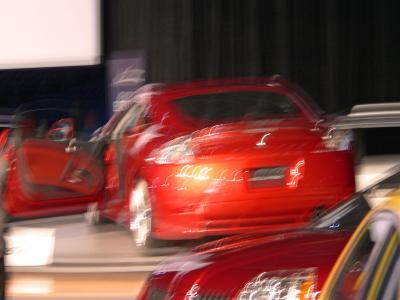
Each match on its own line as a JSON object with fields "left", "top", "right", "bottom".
{"left": 104, "top": 0, "right": 400, "bottom": 114}
{"left": 0, "top": 66, "right": 107, "bottom": 125}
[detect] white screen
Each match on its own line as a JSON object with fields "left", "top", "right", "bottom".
{"left": 0, "top": 0, "right": 100, "bottom": 69}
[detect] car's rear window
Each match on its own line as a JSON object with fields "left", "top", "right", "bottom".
{"left": 174, "top": 91, "right": 299, "bottom": 122}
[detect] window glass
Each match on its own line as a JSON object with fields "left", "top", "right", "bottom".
{"left": 332, "top": 229, "right": 375, "bottom": 299}
{"left": 112, "top": 104, "right": 147, "bottom": 139}
{"left": 313, "top": 169, "right": 400, "bottom": 231}
{"left": 369, "top": 233, "right": 400, "bottom": 300}
{"left": 13, "top": 109, "right": 71, "bottom": 141}
{"left": 331, "top": 216, "right": 393, "bottom": 300}
{"left": 313, "top": 194, "right": 370, "bottom": 231}
{"left": 174, "top": 91, "right": 298, "bottom": 123}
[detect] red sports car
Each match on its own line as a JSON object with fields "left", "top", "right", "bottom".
{"left": 87, "top": 76, "right": 355, "bottom": 248}
{"left": 138, "top": 167, "right": 399, "bottom": 300}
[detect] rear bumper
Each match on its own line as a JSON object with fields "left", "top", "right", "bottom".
{"left": 142, "top": 150, "right": 355, "bottom": 240}
{"left": 150, "top": 188, "right": 353, "bottom": 240}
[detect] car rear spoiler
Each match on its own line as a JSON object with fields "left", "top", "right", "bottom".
{"left": 330, "top": 103, "right": 400, "bottom": 130}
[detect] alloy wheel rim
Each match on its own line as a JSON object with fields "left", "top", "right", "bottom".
{"left": 130, "top": 181, "right": 152, "bottom": 247}
{"left": 86, "top": 202, "right": 100, "bottom": 225}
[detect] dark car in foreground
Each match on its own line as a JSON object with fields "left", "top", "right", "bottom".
{"left": 138, "top": 167, "right": 400, "bottom": 300}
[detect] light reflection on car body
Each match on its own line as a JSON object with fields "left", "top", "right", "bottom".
{"left": 95, "top": 76, "right": 355, "bottom": 247}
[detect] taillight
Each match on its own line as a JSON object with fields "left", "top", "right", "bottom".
{"left": 322, "top": 129, "right": 353, "bottom": 151}
{"left": 147, "top": 135, "right": 194, "bottom": 165}
{"left": 287, "top": 159, "right": 305, "bottom": 188}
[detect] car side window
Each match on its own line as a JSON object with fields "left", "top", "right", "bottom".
{"left": 330, "top": 214, "right": 395, "bottom": 300}
{"left": 332, "top": 228, "right": 376, "bottom": 300}
{"left": 124, "top": 108, "right": 151, "bottom": 135}
{"left": 111, "top": 104, "right": 149, "bottom": 139}
{"left": 368, "top": 232, "right": 400, "bottom": 300}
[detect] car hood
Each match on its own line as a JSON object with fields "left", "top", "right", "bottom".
{"left": 192, "top": 225, "right": 305, "bottom": 254}
{"left": 190, "top": 120, "right": 323, "bottom": 158}
{"left": 148, "top": 229, "right": 351, "bottom": 298}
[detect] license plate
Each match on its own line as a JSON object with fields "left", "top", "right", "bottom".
{"left": 249, "top": 166, "right": 287, "bottom": 186}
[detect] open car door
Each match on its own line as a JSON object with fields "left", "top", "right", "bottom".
{"left": 330, "top": 102, "right": 400, "bottom": 191}
{"left": 331, "top": 103, "right": 400, "bottom": 130}
{"left": 8, "top": 106, "right": 104, "bottom": 217}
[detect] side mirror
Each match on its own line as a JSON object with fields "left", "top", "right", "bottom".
{"left": 47, "top": 118, "right": 75, "bottom": 141}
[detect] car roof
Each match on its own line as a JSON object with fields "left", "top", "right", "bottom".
{"left": 134, "top": 75, "right": 323, "bottom": 121}
{"left": 156, "top": 75, "right": 312, "bottom": 98}
{"left": 158, "top": 75, "right": 293, "bottom": 91}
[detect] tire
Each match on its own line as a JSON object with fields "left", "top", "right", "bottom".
{"left": 85, "top": 202, "right": 108, "bottom": 226}
{"left": 129, "top": 180, "right": 165, "bottom": 249}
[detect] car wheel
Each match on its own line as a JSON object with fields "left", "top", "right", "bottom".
{"left": 85, "top": 202, "right": 108, "bottom": 226}
{"left": 129, "top": 180, "right": 163, "bottom": 249}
